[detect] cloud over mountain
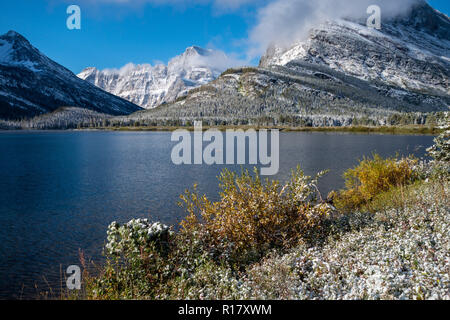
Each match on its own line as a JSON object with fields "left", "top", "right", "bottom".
{"left": 78, "top": 46, "right": 247, "bottom": 109}
{"left": 247, "top": 0, "right": 423, "bottom": 57}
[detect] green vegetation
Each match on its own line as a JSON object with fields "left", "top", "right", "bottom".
{"left": 91, "top": 112, "right": 447, "bottom": 131}
{"left": 72, "top": 111, "right": 448, "bottom": 135}
{"left": 66, "top": 124, "right": 449, "bottom": 300}
{"left": 284, "top": 125, "right": 443, "bottom": 135}
{"left": 1, "top": 108, "right": 447, "bottom": 133}
{"left": 220, "top": 67, "right": 259, "bottom": 77}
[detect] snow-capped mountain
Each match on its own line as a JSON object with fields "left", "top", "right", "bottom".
{"left": 0, "top": 31, "right": 141, "bottom": 120}
{"left": 260, "top": 1, "right": 449, "bottom": 95}
{"left": 78, "top": 46, "right": 237, "bottom": 109}
{"left": 131, "top": 1, "right": 449, "bottom": 126}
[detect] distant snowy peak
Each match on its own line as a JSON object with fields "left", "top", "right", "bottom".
{"left": 0, "top": 30, "right": 141, "bottom": 119}
{"left": 260, "top": 2, "right": 450, "bottom": 95}
{"left": 78, "top": 46, "right": 236, "bottom": 109}
{"left": 0, "top": 30, "right": 48, "bottom": 72}
{"left": 77, "top": 67, "right": 97, "bottom": 79}
{"left": 0, "top": 31, "right": 33, "bottom": 60}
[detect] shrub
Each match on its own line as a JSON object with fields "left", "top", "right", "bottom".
{"left": 335, "top": 154, "right": 417, "bottom": 211}
{"left": 86, "top": 219, "right": 173, "bottom": 299}
{"left": 179, "top": 167, "right": 333, "bottom": 267}
{"left": 105, "top": 219, "right": 172, "bottom": 257}
{"left": 427, "top": 117, "right": 449, "bottom": 162}
{"left": 162, "top": 260, "right": 243, "bottom": 300}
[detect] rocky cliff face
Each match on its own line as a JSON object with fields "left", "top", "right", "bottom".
{"left": 260, "top": 2, "right": 449, "bottom": 96}
{"left": 0, "top": 31, "right": 141, "bottom": 120}
{"left": 78, "top": 46, "right": 233, "bottom": 109}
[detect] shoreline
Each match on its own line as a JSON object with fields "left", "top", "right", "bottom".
{"left": 0, "top": 125, "right": 443, "bottom": 135}
{"left": 80, "top": 125, "right": 443, "bottom": 135}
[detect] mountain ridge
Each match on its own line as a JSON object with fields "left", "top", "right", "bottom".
{"left": 260, "top": 1, "right": 449, "bottom": 95}
{"left": 0, "top": 30, "right": 142, "bottom": 120}
{"left": 78, "top": 46, "right": 238, "bottom": 110}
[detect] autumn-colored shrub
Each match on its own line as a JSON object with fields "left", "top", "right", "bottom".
{"left": 335, "top": 154, "right": 417, "bottom": 211}
{"left": 179, "top": 167, "right": 332, "bottom": 266}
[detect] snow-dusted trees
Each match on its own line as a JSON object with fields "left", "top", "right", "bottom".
{"left": 427, "top": 113, "right": 450, "bottom": 162}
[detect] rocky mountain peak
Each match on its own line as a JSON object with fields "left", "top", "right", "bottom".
{"left": 77, "top": 67, "right": 99, "bottom": 80}
{"left": 388, "top": 1, "right": 450, "bottom": 39}
{"left": 259, "top": 2, "right": 449, "bottom": 95}
{"left": 184, "top": 46, "right": 213, "bottom": 56}
{"left": 3, "top": 30, "right": 30, "bottom": 43}
{"left": 0, "top": 30, "right": 35, "bottom": 63}
{"left": 0, "top": 30, "right": 71, "bottom": 75}
{"left": 0, "top": 31, "right": 141, "bottom": 119}
{"left": 78, "top": 46, "right": 235, "bottom": 109}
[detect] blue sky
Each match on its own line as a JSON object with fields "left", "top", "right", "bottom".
{"left": 0, "top": 0, "right": 448, "bottom": 74}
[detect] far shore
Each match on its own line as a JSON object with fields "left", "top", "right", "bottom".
{"left": 0, "top": 124, "right": 444, "bottom": 135}
{"left": 73, "top": 125, "right": 443, "bottom": 135}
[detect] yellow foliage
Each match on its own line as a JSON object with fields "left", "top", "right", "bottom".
{"left": 335, "top": 154, "right": 417, "bottom": 211}
{"left": 179, "top": 167, "right": 332, "bottom": 265}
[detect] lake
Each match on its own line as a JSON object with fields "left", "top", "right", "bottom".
{"left": 0, "top": 131, "right": 434, "bottom": 299}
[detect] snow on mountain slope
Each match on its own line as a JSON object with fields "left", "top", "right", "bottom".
{"left": 260, "top": 2, "right": 449, "bottom": 96}
{"left": 128, "top": 2, "right": 449, "bottom": 126}
{"left": 78, "top": 46, "right": 238, "bottom": 109}
{"left": 0, "top": 31, "right": 142, "bottom": 120}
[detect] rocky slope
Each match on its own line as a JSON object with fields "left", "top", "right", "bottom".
{"left": 260, "top": 2, "right": 449, "bottom": 95}
{"left": 78, "top": 46, "right": 233, "bottom": 109}
{"left": 0, "top": 31, "right": 141, "bottom": 120}
{"left": 126, "top": 63, "right": 447, "bottom": 127}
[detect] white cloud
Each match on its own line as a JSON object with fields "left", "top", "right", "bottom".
{"left": 186, "top": 49, "right": 249, "bottom": 70}
{"left": 99, "top": 47, "right": 249, "bottom": 75}
{"left": 100, "top": 62, "right": 152, "bottom": 75}
{"left": 247, "top": 0, "right": 423, "bottom": 58}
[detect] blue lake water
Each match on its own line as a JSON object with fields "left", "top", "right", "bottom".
{"left": 0, "top": 131, "right": 434, "bottom": 299}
